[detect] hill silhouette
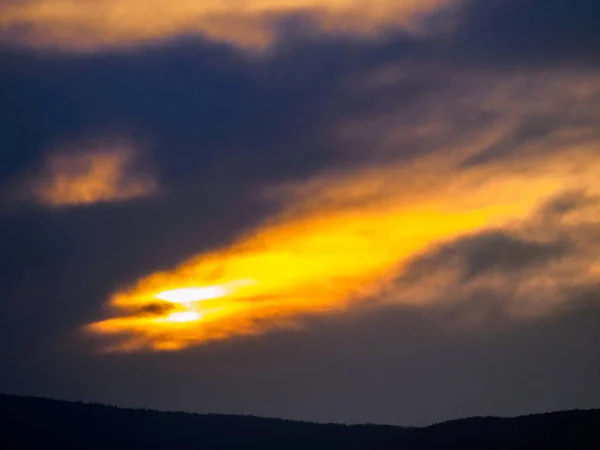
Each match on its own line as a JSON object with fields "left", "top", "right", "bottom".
{"left": 1, "top": 394, "right": 598, "bottom": 449}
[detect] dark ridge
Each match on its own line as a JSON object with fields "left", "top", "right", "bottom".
{"left": 1, "top": 393, "right": 598, "bottom": 449}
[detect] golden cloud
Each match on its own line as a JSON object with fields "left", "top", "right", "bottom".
{"left": 0, "top": 0, "right": 454, "bottom": 51}
{"left": 31, "top": 143, "right": 158, "bottom": 207}
{"left": 87, "top": 142, "right": 600, "bottom": 351}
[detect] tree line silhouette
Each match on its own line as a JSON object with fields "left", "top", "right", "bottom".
{"left": 1, "top": 394, "right": 598, "bottom": 449}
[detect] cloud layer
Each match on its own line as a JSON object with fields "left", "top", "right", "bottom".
{"left": 0, "top": 0, "right": 453, "bottom": 50}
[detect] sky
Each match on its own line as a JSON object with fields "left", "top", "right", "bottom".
{"left": 1, "top": 0, "right": 600, "bottom": 425}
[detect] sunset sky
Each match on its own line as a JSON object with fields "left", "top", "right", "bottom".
{"left": 1, "top": 0, "right": 599, "bottom": 425}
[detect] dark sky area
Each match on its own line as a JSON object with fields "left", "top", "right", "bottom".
{"left": 1, "top": 0, "right": 599, "bottom": 426}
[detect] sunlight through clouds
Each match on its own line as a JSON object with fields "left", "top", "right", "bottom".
{"left": 84, "top": 68, "right": 600, "bottom": 352}
{"left": 88, "top": 144, "right": 600, "bottom": 351}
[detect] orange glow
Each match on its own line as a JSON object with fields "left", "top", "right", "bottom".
{"left": 88, "top": 149, "right": 600, "bottom": 351}
{"left": 0, "top": 0, "right": 454, "bottom": 51}
{"left": 31, "top": 145, "right": 158, "bottom": 207}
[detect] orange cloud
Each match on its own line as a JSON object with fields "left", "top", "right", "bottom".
{"left": 31, "top": 144, "right": 158, "bottom": 207}
{"left": 87, "top": 145, "right": 600, "bottom": 351}
{"left": 0, "top": 0, "right": 454, "bottom": 51}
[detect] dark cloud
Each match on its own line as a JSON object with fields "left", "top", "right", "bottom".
{"left": 453, "top": 0, "right": 600, "bottom": 67}
{"left": 0, "top": 33, "right": 429, "bottom": 200}
{"left": 404, "top": 230, "right": 571, "bottom": 283}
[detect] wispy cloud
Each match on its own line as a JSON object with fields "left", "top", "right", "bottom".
{"left": 29, "top": 140, "right": 158, "bottom": 207}
{"left": 388, "top": 192, "right": 600, "bottom": 322}
{"left": 0, "top": 0, "right": 454, "bottom": 51}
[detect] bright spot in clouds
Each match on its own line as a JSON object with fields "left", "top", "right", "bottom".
{"left": 156, "top": 287, "right": 230, "bottom": 304}
{"left": 165, "top": 311, "right": 203, "bottom": 324}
